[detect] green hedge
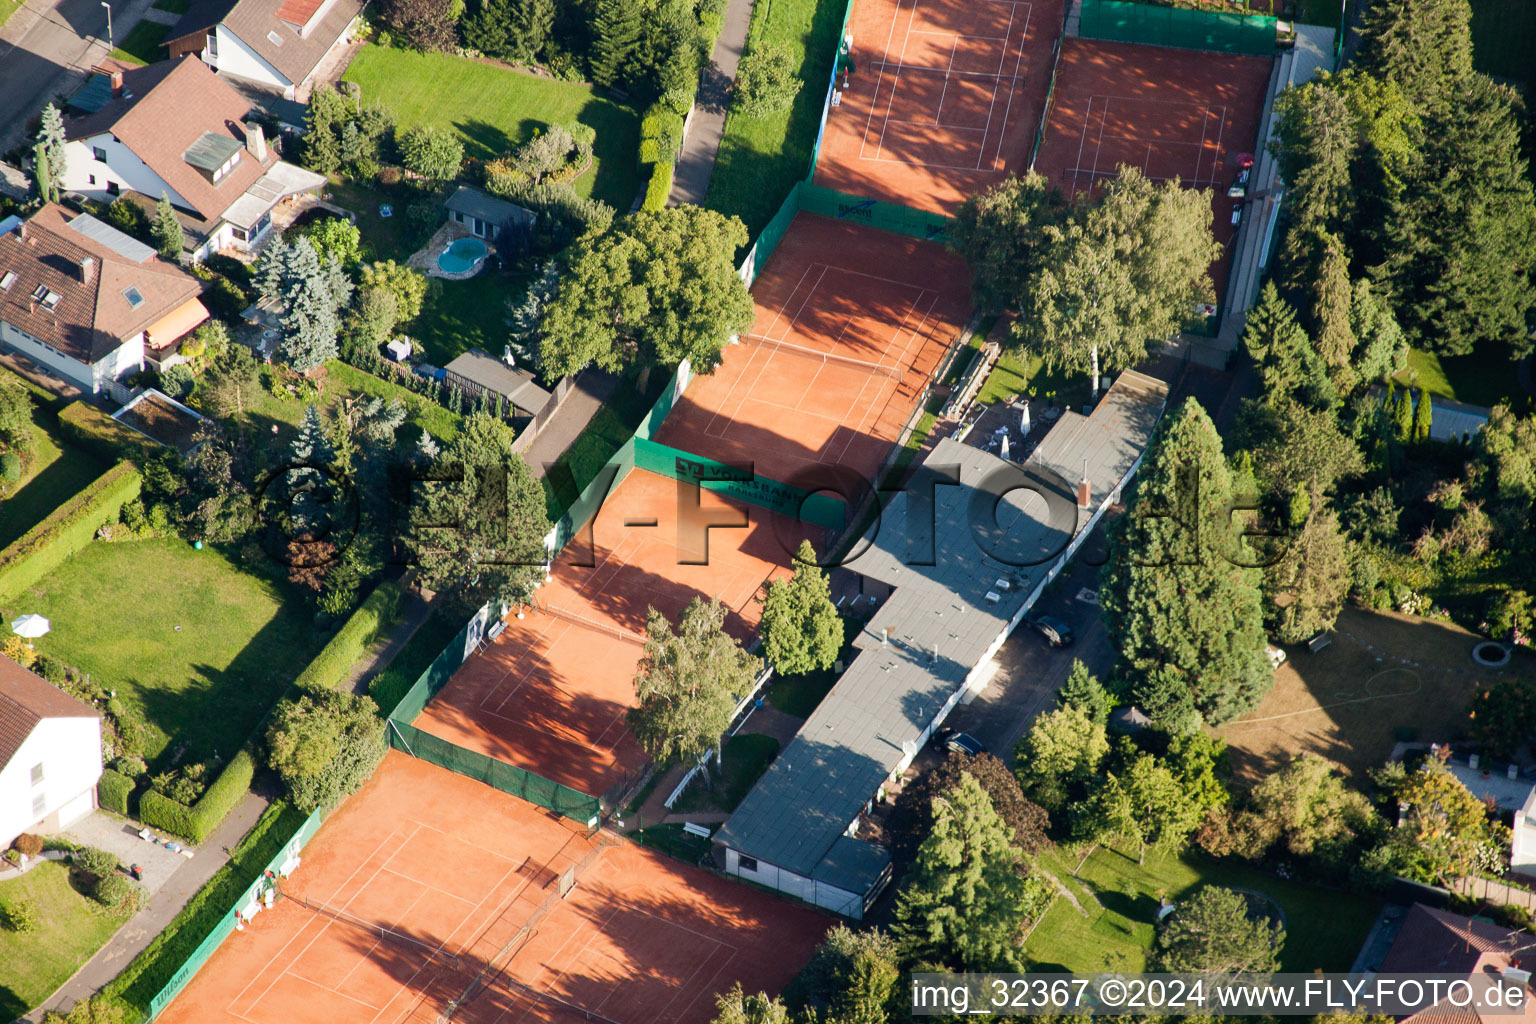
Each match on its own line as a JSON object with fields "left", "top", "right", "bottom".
{"left": 291, "top": 581, "right": 409, "bottom": 693}
{"left": 640, "top": 106, "right": 686, "bottom": 165}
{"left": 98, "top": 769, "right": 134, "bottom": 816}
{"left": 0, "top": 461, "right": 141, "bottom": 603}
{"left": 104, "top": 801, "right": 305, "bottom": 1016}
{"left": 643, "top": 162, "right": 674, "bottom": 211}
{"left": 137, "top": 748, "right": 256, "bottom": 844}
{"left": 56, "top": 400, "right": 162, "bottom": 464}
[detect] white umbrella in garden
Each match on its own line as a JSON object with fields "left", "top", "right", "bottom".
{"left": 1000, "top": 433, "right": 1011, "bottom": 461}
{"left": 1020, "top": 402, "right": 1030, "bottom": 434}
{"left": 11, "top": 614, "right": 50, "bottom": 638}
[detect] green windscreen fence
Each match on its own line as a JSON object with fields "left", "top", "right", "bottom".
{"left": 1078, "top": 0, "right": 1276, "bottom": 55}
{"left": 143, "top": 805, "right": 329, "bottom": 1020}
{"left": 632, "top": 436, "right": 848, "bottom": 530}
{"left": 388, "top": 719, "right": 600, "bottom": 826}
{"left": 739, "top": 181, "right": 801, "bottom": 289}
{"left": 799, "top": 183, "right": 954, "bottom": 244}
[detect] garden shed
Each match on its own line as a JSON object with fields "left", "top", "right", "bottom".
{"left": 443, "top": 187, "right": 535, "bottom": 241}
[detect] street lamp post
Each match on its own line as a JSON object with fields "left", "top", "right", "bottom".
{"left": 101, "top": 2, "right": 112, "bottom": 51}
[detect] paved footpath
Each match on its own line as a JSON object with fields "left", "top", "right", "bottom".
{"left": 668, "top": 0, "right": 755, "bottom": 204}
{"left": 28, "top": 790, "right": 271, "bottom": 1022}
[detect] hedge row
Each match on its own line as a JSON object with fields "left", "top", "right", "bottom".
{"left": 137, "top": 748, "right": 256, "bottom": 844}
{"left": 104, "top": 801, "right": 305, "bottom": 1016}
{"left": 640, "top": 107, "right": 687, "bottom": 165}
{"left": 643, "top": 162, "right": 674, "bottom": 211}
{"left": 0, "top": 461, "right": 141, "bottom": 603}
{"left": 57, "top": 399, "right": 162, "bottom": 464}
{"left": 291, "top": 581, "right": 409, "bottom": 693}
{"left": 98, "top": 769, "right": 134, "bottom": 816}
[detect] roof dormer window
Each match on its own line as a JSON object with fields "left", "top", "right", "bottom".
{"left": 184, "top": 131, "right": 245, "bottom": 185}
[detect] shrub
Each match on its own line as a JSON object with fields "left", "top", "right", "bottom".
{"left": 399, "top": 124, "right": 463, "bottom": 182}
{"left": 159, "top": 364, "right": 195, "bottom": 401}
{"left": 92, "top": 871, "right": 139, "bottom": 910}
{"left": 137, "top": 748, "right": 256, "bottom": 844}
{"left": 2, "top": 897, "right": 38, "bottom": 932}
{"left": 34, "top": 653, "right": 66, "bottom": 683}
{"left": 377, "top": 164, "right": 403, "bottom": 187}
{"left": 112, "top": 756, "right": 148, "bottom": 778}
{"left": 42, "top": 995, "right": 136, "bottom": 1024}
{"left": 293, "top": 581, "right": 408, "bottom": 692}
{"left": 13, "top": 832, "right": 43, "bottom": 857}
{"left": 0, "top": 451, "right": 19, "bottom": 482}
{"left": 733, "top": 44, "right": 802, "bottom": 117}
{"left": 0, "top": 461, "right": 142, "bottom": 604}
{"left": 75, "top": 846, "right": 118, "bottom": 879}
{"left": 639, "top": 106, "right": 685, "bottom": 165}
{"left": 1, "top": 634, "right": 33, "bottom": 665}
{"left": 642, "top": 162, "right": 673, "bottom": 211}
{"left": 98, "top": 769, "right": 134, "bottom": 815}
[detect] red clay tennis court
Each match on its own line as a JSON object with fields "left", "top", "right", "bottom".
{"left": 1032, "top": 36, "right": 1270, "bottom": 296}
{"left": 813, "top": 0, "right": 1065, "bottom": 213}
{"left": 415, "top": 470, "right": 809, "bottom": 798}
{"left": 158, "top": 753, "right": 830, "bottom": 1024}
{"left": 655, "top": 214, "right": 972, "bottom": 485}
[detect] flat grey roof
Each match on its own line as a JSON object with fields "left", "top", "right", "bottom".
{"left": 444, "top": 186, "right": 535, "bottom": 228}
{"left": 63, "top": 213, "right": 155, "bottom": 263}
{"left": 716, "top": 370, "right": 1168, "bottom": 889}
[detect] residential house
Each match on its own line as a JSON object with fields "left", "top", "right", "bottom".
{"left": 1373, "top": 904, "right": 1536, "bottom": 1023}
{"left": 443, "top": 349, "right": 552, "bottom": 422}
{"left": 61, "top": 57, "right": 326, "bottom": 260}
{"left": 163, "top": 0, "right": 365, "bottom": 101}
{"left": 0, "top": 205, "right": 209, "bottom": 392}
{"left": 444, "top": 186, "right": 536, "bottom": 242}
{"left": 0, "top": 655, "right": 102, "bottom": 850}
{"left": 713, "top": 371, "right": 1168, "bottom": 918}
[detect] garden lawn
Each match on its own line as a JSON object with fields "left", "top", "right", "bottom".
{"left": 231, "top": 358, "right": 459, "bottom": 445}
{"left": 411, "top": 268, "right": 532, "bottom": 368}
{"left": 0, "top": 861, "right": 134, "bottom": 1019}
{"left": 1026, "top": 844, "right": 1380, "bottom": 974}
{"left": 704, "top": 0, "right": 845, "bottom": 243}
{"left": 151, "top": 0, "right": 190, "bottom": 12}
{"left": 341, "top": 45, "right": 641, "bottom": 209}
{"left": 0, "top": 405, "right": 106, "bottom": 550}
{"left": 674, "top": 733, "right": 781, "bottom": 813}
{"left": 1392, "top": 346, "right": 1531, "bottom": 413}
{"left": 109, "top": 20, "right": 170, "bottom": 66}
{"left": 22, "top": 539, "right": 327, "bottom": 769}
{"left": 0, "top": 0, "right": 23, "bottom": 31}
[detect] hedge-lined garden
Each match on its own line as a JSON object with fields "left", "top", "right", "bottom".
{"left": 0, "top": 461, "right": 141, "bottom": 603}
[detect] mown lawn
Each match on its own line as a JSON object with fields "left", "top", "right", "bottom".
{"left": 0, "top": 404, "right": 105, "bottom": 550}
{"left": 1026, "top": 845, "right": 1380, "bottom": 974}
{"left": 23, "top": 539, "right": 326, "bottom": 768}
{"left": 0, "top": 861, "right": 134, "bottom": 1019}
{"left": 1392, "top": 345, "right": 1531, "bottom": 412}
{"left": 342, "top": 45, "right": 642, "bottom": 209}
{"left": 975, "top": 348, "right": 1093, "bottom": 410}
{"left": 411, "top": 268, "right": 533, "bottom": 368}
{"left": 0, "top": 0, "right": 24, "bottom": 31}
{"left": 220, "top": 358, "right": 459, "bottom": 446}
{"left": 704, "top": 0, "right": 845, "bottom": 242}
{"left": 109, "top": 20, "right": 170, "bottom": 66}
{"left": 1470, "top": 0, "right": 1535, "bottom": 86}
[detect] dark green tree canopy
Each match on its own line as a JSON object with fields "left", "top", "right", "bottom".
{"left": 760, "top": 539, "right": 842, "bottom": 677}
{"left": 1155, "top": 885, "right": 1285, "bottom": 975}
{"left": 265, "top": 688, "right": 386, "bottom": 812}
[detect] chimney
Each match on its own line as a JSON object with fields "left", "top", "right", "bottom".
{"left": 110, "top": 69, "right": 124, "bottom": 95}
{"left": 78, "top": 256, "right": 95, "bottom": 284}
{"left": 242, "top": 122, "right": 267, "bottom": 162}
{"left": 1077, "top": 456, "right": 1091, "bottom": 509}
{"left": 880, "top": 627, "right": 888, "bottom": 647}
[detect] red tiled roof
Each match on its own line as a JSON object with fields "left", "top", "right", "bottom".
{"left": 0, "top": 205, "right": 203, "bottom": 365}
{"left": 275, "top": 0, "right": 323, "bottom": 26}
{"left": 0, "top": 655, "right": 98, "bottom": 770}
{"left": 63, "top": 57, "right": 275, "bottom": 222}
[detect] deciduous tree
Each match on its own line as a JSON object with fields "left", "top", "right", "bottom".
{"left": 265, "top": 689, "right": 386, "bottom": 812}
{"left": 1013, "top": 704, "right": 1108, "bottom": 813}
{"left": 1155, "top": 885, "right": 1284, "bottom": 975}
{"left": 1397, "top": 757, "right": 1511, "bottom": 884}
{"left": 890, "top": 754, "right": 1050, "bottom": 863}
{"left": 733, "top": 45, "right": 802, "bottom": 117}
{"left": 399, "top": 125, "right": 464, "bottom": 182}
{"left": 627, "top": 597, "right": 760, "bottom": 767}
{"left": 951, "top": 171, "right": 1067, "bottom": 311}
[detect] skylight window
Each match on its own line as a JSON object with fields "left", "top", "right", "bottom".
{"left": 31, "top": 284, "right": 46, "bottom": 301}
{"left": 267, "top": 30, "right": 283, "bottom": 45}
{"left": 38, "top": 289, "right": 61, "bottom": 311}
{"left": 123, "top": 286, "right": 143, "bottom": 308}
{"left": 0, "top": 271, "right": 15, "bottom": 290}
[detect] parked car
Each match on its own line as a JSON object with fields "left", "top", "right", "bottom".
{"left": 1227, "top": 166, "right": 1251, "bottom": 198}
{"left": 1028, "top": 615, "right": 1074, "bottom": 648}
{"left": 936, "top": 728, "right": 985, "bottom": 757}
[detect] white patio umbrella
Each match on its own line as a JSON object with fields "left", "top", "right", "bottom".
{"left": 1020, "top": 402, "right": 1031, "bottom": 434}
{"left": 999, "top": 433, "right": 1011, "bottom": 461}
{"left": 11, "top": 614, "right": 50, "bottom": 638}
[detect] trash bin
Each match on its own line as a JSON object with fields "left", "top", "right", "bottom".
{"left": 130, "top": 864, "right": 143, "bottom": 881}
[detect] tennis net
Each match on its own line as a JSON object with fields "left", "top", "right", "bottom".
{"left": 740, "top": 334, "right": 906, "bottom": 382}
{"left": 295, "top": 893, "right": 463, "bottom": 971}
{"left": 862, "top": 60, "right": 1026, "bottom": 83}
{"left": 538, "top": 602, "right": 646, "bottom": 646}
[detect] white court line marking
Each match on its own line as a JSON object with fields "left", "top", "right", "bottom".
{"left": 975, "top": 2, "right": 1016, "bottom": 170}
{"left": 1072, "top": 93, "right": 1098, "bottom": 191}
{"left": 935, "top": 35, "right": 961, "bottom": 126}
{"left": 886, "top": 118, "right": 987, "bottom": 131}
{"left": 873, "top": 0, "right": 920, "bottom": 160}
{"left": 989, "top": 0, "right": 1032, "bottom": 169}
{"left": 1209, "top": 103, "right": 1228, "bottom": 183}
{"left": 705, "top": 265, "right": 829, "bottom": 439}
{"left": 1193, "top": 105, "right": 1212, "bottom": 183}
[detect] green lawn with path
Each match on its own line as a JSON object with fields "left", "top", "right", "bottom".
{"left": 0, "top": 403, "right": 106, "bottom": 550}
{"left": 1026, "top": 844, "right": 1380, "bottom": 974}
{"left": 0, "top": 861, "right": 134, "bottom": 1019}
{"left": 23, "top": 539, "right": 327, "bottom": 768}
{"left": 704, "top": 0, "right": 845, "bottom": 242}
{"left": 109, "top": 20, "right": 170, "bottom": 66}
{"left": 342, "top": 45, "right": 641, "bottom": 209}
{"left": 1392, "top": 346, "right": 1531, "bottom": 413}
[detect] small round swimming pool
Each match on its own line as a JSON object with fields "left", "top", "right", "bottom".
{"left": 437, "top": 237, "right": 488, "bottom": 274}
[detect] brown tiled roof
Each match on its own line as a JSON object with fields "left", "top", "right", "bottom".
{"left": 0, "top": 205, "right": 203, "bottom": 365}
{"left": 0, "top": 654, "right": 98, "bottom": 771}
{"left": 63, "top": 57, "right": 276, "bottom": 222}
{"left": 1381, "top": 905, "right": 1527, "bottom": 975}
{"left": 220, "top": 0, "right": 362, "bottom": 88}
